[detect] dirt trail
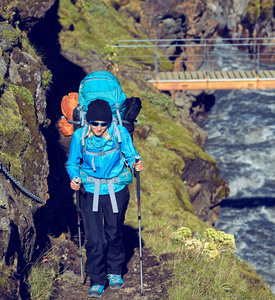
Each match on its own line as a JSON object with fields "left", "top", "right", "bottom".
{"left": 54, "top": 246, "right": 171, "bottom": 300}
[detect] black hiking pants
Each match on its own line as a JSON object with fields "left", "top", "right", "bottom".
{"left": 80, "top": 186, "right": 130, "bottom": 286}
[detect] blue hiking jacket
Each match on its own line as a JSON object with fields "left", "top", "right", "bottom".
{"left": 66, "top": 123, "right": 140, "bottom": 194}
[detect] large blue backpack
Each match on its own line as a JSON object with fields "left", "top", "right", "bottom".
{"left": 78, "top": 70, "right": 126, "bottom": 125}
{"left": 59, "top": 71, "right": 141, "bottom": 136}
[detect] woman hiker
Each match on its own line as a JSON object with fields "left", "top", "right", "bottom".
{"left": 66, "top": 99, "right": 144, "bottom": 298}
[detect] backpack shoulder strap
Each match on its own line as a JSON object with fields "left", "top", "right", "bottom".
{"left": 112, "top": 119, "right": 122, "bottom": 144}
{"left": 75, "top": 105, "right": 86, "bottom": 127}
{"left": 112, "top": 123, "right": 129, "bottom": 168}
{"left": 80, "top": 123, "right": 89, "bottom": 154}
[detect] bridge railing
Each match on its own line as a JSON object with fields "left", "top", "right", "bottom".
{"left": 108, "top": 37, "right": 275, "bottom": 75}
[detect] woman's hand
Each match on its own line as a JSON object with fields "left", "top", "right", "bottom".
{"left": 133, "top": 160, "right": 144, "bottom": 172}
{"left": 70, "top": 177, "right": 81, "bottom": 190}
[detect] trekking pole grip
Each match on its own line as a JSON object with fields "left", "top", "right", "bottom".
{"left": 74, "top": 176, "right": 80, "bottom": 210}
{"left": 135, "top": 155, "right": 140, "bottom": 201}
{"left": 74, "top": 176, "right": 80, "bottom": 184}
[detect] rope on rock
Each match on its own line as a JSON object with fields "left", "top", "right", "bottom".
{"left": 0, "top": 161, "right": 46, "bottom": 204}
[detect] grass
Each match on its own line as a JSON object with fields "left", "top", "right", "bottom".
{"left": 0, "top": 263, "right": 17, "bottom": 299}
{"left": 28, "top": 240, "right": 64, "bottom": 300}
{"left": 169, "top": 251, "right": 274, "bottom": 299}
{"left": 28, "top": 264, "right": 57, "bottom": 300}
{"left": 28, "top": 254, "right": 58, "bottom": 300}
{"left": 126, "top": 178, "right": 275, "bottom": 300}
{"left": 141, "top": 91, "right": 178, "bottom": 118}
{"left": 58, "top": 0, "right": 142, "bottom": 54}
{"left": 58, "top": 0, "right": 172, "bottom": 71}
{"left": 166, "top": 228, "right": 273, "bottom": 299}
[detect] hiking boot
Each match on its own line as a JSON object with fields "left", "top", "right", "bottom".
{"left": 108, "top": 274, "right": 124, "bottom": 290}
{"left": 88, "top": 285, "right": 104, "bottom": 298}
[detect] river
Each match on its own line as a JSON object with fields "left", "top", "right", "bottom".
{"left": 197, "top": 41, "right": 275, "bottom": 293}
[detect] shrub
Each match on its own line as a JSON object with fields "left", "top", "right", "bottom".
{"left": 171, "top": 226, "right": 237, "bottom": 258}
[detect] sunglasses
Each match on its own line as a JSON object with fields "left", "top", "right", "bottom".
{"left": 89, "top": 121, "right": 109, "bottom": 127}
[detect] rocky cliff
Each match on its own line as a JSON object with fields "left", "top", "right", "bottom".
{"left": 0, "top": 1, "right": 55, "bottom": 297}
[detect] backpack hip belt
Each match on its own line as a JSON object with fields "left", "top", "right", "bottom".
{"left": 85, "top": 176, "right": 122, "bottom": 213}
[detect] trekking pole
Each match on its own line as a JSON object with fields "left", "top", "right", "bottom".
{"left": 74, "top": 177, "right": 84, "bottom": 284}
{"left": 135, "top": 155, "right": 143, "bottom": 295}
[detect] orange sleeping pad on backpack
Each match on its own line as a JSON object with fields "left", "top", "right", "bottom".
{"left": 58, "top": 92, "right": 79, "bottom": 137}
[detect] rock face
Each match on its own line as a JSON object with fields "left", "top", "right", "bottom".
{"left": 182, "top": 157, "right": 229, "bottom": 224}
{"left": 6, "top": 0, "right": 56, "bottom": 29}
{"left": 0, "top": 9, "right": 52, "bottom": 297}
{"left": 140, "top": 0, "right": 275, "bottom": 40}
{"left": 140, "top": 0, "right": 219, "bottom": 72}
{"left": 139, "top": 0, "right": 275, "bottom": 70}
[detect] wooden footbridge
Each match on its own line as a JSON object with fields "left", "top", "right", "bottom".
{"left": 149, "top": 70, "right": 275, "bottom": 90}
{"left": 109, "top": 37, "right": 275, "bottom": 90}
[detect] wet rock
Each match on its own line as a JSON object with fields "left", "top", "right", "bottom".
{"left": 181, "top": 157, "right": 230, "bottom": 224}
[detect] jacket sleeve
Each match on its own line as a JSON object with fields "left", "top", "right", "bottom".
{"left": 119, "top": 126, "right": 141, "bottom": 170}
{"left": 66, "top": 130, "right": 83, "bottom": 181}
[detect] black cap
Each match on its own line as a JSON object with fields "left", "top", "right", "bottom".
{"left": 86, "top": 99, "right": 112, "bottom": 123}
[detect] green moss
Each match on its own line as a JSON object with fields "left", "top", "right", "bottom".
{"left": 3, "top": 29, "right": 19, "bottom": 46}
{"left": 10, "top": 85, "right": 34, "bottom": 105}
{"left": 0, "top": 82, "right": 47, "bottom": 193}
{"left": 42, "top": 69, "right": 53, "bottom": 88}
{"left": 0, "top": 87, "right": 31, "bottom": 156}
{"left": 0, "top": 86, "right": 32, "bottom": 182}
{"left": 171, "top": 227, "right": 236, "bottom": 259}
{"left": 10, "top": 84, "right": 46, "bottom": 188}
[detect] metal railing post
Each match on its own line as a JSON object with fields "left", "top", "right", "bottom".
{"left": 154, "top": 39, "right": 158, "bottom": 77}
{"left": 205, "top": 39, "right": 209, "bottom": 75}
{"left": 257, "top": 41, "right": 260, "bottom": 73}
{"left": 253, "top": 37, "right": 257, "bottom": 70}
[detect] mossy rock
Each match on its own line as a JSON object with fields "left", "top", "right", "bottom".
{"left": 0, "top": 87, "right": 31, "bottom": 178}
{"left": 244, "top": 0, "right": 274, "bottom": 27}
{"left": 0, "top": 23, "right": 20, "bottom": 51}
{"left": 0, "top": 263, "right": 18, "bottom": 300}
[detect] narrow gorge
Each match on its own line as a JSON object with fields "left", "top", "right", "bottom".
{"left": 1, "top": 0, "right": 275, "bottom": 298}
